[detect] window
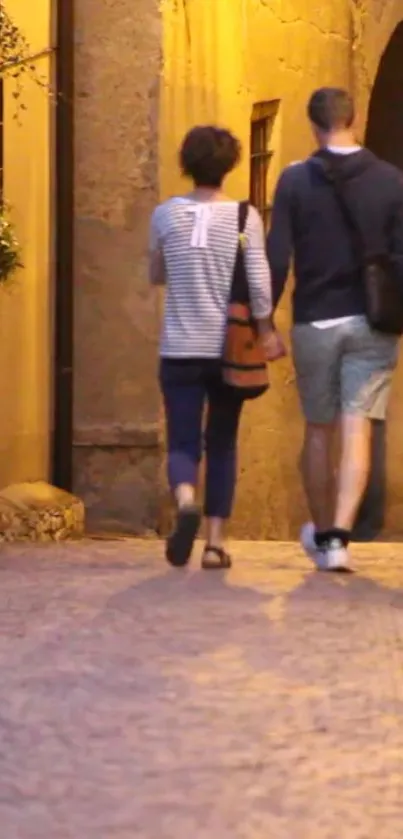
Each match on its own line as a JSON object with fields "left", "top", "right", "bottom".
{"left": 249, "top": 100, "right": 280, "bottom": 229}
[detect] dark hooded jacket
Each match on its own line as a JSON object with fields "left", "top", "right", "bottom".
{"left": 267, "top": 148, "right": 403, "bottom": 323}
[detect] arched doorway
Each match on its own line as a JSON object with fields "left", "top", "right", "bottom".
{"left": 358, "top": 21, "right": 403, "bottom": 540}
{"left": 366, "top": 22, "right": 403, "bottom": 168}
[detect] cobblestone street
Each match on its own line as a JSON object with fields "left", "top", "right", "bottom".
{"left": 0, "top": 538, "right": 402, "bottom": 838}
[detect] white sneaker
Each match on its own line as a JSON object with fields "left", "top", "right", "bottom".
{"left": 300, "top": 522, "right": 351, "bottom": 572}
{"left": 300, "top": 522, "right": 318, "bottom": 562}
{"left": 323, "top": 538, "right": 351, "bottom": 572}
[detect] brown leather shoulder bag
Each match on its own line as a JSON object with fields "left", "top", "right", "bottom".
{"left": 222, "top": 201, "right": 269, "bottom": 399}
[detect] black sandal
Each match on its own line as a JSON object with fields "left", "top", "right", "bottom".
{"left": 166, "top": 504, "right": 201, "bottom": 567}
{"left": 201, "top": 545, "right": 232, "bottom": 570}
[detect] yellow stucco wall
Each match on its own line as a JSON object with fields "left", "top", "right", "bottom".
{"left": 2, "top": 0, "right": 402, "bottom": 534}
{"left": 160, "top": 0, "right": 352, "bottom": 197}
{"left": 159, "top": 0, "right": 352, "bottom": 538}
{"left": 158, "top": 0, "right": 403, "bottom": 539}
{"left": 0, "top": 0, "right": 52, "bottom": 487}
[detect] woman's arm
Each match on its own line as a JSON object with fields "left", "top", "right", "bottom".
{"left": 244, "top": 205, "right": 286, "bottom": 360}
{"left": 149, "top": 207, "right": 166, "bottom": 286}
{"left": 243, "top": 205, "right": 273, "bottom": 320}
{"left": 149, "top": 248, "right": 166, "bottom": 286}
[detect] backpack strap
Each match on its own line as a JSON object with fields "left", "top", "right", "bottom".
{"left": 308, "top": 155, "right": 365, "bottom": 261}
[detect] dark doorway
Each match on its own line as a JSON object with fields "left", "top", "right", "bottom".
{"left": 354, "top": 22, "right": 403, "bottom": 541}
{"left": 366, "top": 22, "right": 403, "bottom": 169}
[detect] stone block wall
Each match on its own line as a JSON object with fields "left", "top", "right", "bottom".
{"left": 73, "top": 0, "right": 162, "bottom": 533}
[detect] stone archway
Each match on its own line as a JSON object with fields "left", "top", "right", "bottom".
{"left": 356, "top": 21, "right": 403, "bottom": 540}
{"left": 366, "top": 22, "right": 403, "bottom": 168}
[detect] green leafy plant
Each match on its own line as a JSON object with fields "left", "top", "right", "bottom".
{"left": 0, "top": 3, "right": 51, "bottom": 283}
{"left": 0, "top": 206, "right": 21, "bottom": 283}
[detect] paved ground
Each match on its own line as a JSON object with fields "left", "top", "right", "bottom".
{"left": 0, "top": 539, "right": 403, "bottom": 838}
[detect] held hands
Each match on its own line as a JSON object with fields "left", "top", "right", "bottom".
{"left": 259, "top": 326, "right": 287, "bottom": 362}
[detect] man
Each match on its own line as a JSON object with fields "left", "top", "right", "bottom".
{"left": 267, "top": 87, "right": 403, "bottom": 571}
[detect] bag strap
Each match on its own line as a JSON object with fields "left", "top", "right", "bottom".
{"left": 330, "top": 176, "right": 365, "bottom": 259}
{"left": 238, "top": 199, "right": 249, "bottom": 234}
{"left": 229, "top": 201, "right": 250, "bottom": 303}
{"left": 309, "top": 157, "right": 365, "bottom": 261}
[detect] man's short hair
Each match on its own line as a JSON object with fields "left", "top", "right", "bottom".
{"left": 307, "top": 87, "right": 355, "bottom": 132}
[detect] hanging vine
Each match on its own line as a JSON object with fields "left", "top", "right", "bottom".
{"left": 0, "top": 2, "right": 50, "bottom": 115}
{"left": 0, "top": 2, "right": 47, "bottom": 282}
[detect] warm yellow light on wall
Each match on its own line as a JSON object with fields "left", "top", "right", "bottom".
{"left": 0, "top": 0, "right": 53, "bottom": 486}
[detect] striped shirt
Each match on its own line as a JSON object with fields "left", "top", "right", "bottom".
{"left": 149, "top": 197, "right": 272, "bottom": 357}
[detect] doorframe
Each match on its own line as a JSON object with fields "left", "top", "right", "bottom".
{"left": 52, "top": 0, "right": 74, "bottom": 490}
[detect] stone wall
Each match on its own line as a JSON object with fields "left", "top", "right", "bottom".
{"left": 73, "top": 0, "right": 162, "bottom": 533}
{"left": 73, "top": 0, "right": 403, "bottom": 538}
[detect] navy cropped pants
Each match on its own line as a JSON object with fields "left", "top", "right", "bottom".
{"left": 159, "top": 359, "right": 243, "bottom": 518}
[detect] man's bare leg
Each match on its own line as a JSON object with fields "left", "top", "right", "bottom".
{"left": 302, "top": 414, "right": 371, "bottom": 571}
{"left": 300, "top": 422, "right": 335, "bottom": 530}
{"left": 334, "top": 413, "right": 371, "bottom": 530}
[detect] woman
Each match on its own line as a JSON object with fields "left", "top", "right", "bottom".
{"left": 149, "top": 125, "right": 284, "bottom": 569}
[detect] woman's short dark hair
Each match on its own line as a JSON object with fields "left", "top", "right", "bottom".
{"left": 180, "top": 126, "right": 241, "bottom": 187}
{"left": 307, "top": 87, "right": 355, "bottom": 132}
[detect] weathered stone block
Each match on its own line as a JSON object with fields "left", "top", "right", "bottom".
{"left": 0, "top": 482, "right": 85, "bottom": 542}
{"left": 73, "top": 445, "right": 161, "bottom": 536}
